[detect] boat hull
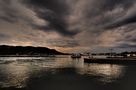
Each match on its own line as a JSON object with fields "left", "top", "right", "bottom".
{"left": 71, "top": 56, "right": 81, "bottom": 58}
{"left": 84, "top": 58, "right": 136, "bottom": 64}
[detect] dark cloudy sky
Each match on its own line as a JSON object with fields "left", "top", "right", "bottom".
{"left": 0, "top": 0, "right": 136, "bottom": 52}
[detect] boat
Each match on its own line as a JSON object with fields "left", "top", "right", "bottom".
{"left": 71, "top": 53, "right": 81, "bottom": 58}
{"left": 84, "top": 57, "right": 136, "bottom": 64}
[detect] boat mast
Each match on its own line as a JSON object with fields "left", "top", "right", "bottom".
{"left": 109, "top": 49, "right": 113, "bottom": 57}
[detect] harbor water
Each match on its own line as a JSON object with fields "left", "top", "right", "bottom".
{"left": 0, "top": 55, "right": 136, "bottom": 90}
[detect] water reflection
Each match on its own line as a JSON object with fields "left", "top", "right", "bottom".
{"left": 0, "top": 63, "right": 30, "bottom": 88}
{"left": 82, "top": 64, "right": 125, "bottom": 83}
{"left": 72, "top": 58, "right": 84, "bottom": 68}
{"left": 0, "top": 56, "right": 73, "bottom": 88}
{"left": 0, "top": 56, "right": 127, "bottom": 89}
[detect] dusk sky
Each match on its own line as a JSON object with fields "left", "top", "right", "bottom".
{"left": 0, "top": 0, "right": 136, "bottom": 53}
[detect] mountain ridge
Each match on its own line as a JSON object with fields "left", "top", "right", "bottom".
{"left": 0, "top": 45, "right": 64, "bottom": 55}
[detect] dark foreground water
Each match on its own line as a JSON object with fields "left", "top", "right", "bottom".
{"left": 0, "top": 55, "right": 136, "bottom": 90}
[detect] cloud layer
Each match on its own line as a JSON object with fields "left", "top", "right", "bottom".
{"left": 0, "top": 0, "right": 136, "bottom": 52}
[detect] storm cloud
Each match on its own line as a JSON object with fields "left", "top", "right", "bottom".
{"left": 0, "top": 0, "right": 136, "bottom": 52}
{"left": 24, "top": 0, "right": 79, "bottom": 36}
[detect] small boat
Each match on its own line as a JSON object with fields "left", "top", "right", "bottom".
{"left": 84, "top": 57, "right": 136, "bottom": 64}
{"left": 71, "top": 53, "right": 81, "bottom": 58}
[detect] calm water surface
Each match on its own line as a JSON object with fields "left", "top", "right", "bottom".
{"left": 0, "top": 55, "right": 136, "bottom": 90}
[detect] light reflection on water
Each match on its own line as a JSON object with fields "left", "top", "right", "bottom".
{"left": 81, "top": 64, "right": 125, "bottom": 83}
{"left": 0, "top": 64, "right": 30, "bottom": 88}
{"left": 0, "top": 55, "right": 126, "bottom": 88}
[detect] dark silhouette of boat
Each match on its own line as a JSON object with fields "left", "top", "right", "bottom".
{"left": 84, "top": 57, "right": 136, "bottom": 64}
{"left": 71, "top": 53, "right": 81, "bottom": 58}
{"left": 84, "top": 49, "right": 136, "bottom": 64}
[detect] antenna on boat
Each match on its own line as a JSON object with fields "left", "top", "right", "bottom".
{"left": 109, "top": 48, "right": 113, "bottom": 57}
{"left": 87, "top": 52, "right": 93, "bottom": 59}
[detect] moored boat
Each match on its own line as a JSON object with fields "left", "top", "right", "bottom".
{"left": 71, "top": 53, "right": 81, "bottom": 58}
{"left": 84, "top": 57, "right": 136, "bottom": 64}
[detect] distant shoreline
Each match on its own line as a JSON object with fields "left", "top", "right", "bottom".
{"left": 0, "top": 55, "right": 70, "bottom": 57}
{"left": 0, "top": 45, "right": 67, "bottom": 56}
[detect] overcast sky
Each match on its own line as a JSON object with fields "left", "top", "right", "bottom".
{"left": 0, "top": 0, "right": 136, "bottom": 53}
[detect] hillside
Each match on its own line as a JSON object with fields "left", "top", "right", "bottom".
{"left": 0, "top": 45, "right": 64, "bottom": 55}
